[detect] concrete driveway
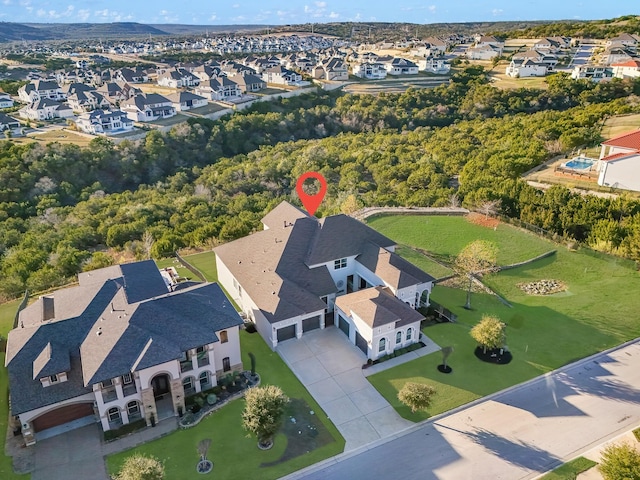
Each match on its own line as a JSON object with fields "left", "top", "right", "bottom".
{"left": 277, "top": 326, "right": 413, "bottom": 451}
{"left": 32, "top": 423, "right": 108, "bottom": 480}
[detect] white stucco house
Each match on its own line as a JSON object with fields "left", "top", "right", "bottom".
{"left": 214, "top": 202, "right": 434, "bottom": 360}
{"left": 5, "top": 260, "right": 243, "bottom": 445}
{"left": 597, "top": 129, "right": 640, "bottom": 191}
{"left": 120, "top": 93, "right": 176, "bottom": 122}
{"left": 352, "top": 62, "right": 387, "bottom": 79}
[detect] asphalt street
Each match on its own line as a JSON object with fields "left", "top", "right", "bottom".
{"left": 293, "top": 340, "right": 640, "bottom": 480}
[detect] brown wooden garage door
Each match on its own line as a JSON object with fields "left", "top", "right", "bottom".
{"left": 32, "top": 403, "right": 94, "bottom": 432}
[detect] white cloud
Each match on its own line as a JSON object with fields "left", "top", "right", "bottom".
{"left": 94, "top": 9, "right": 133, "bottom": 22}
{"left": 232, "top": 3, "right": 240, "bottom": 8}
{"left": 3, "top": 0, "right": 12, "bottom": 6}
{"left": 329, "top": 11, "right": 339, "bottom": 19}
{"left": 209, "top": 13, "right": 217, "bottom": 21}
{"left": 315, "top": 1, "right": 327, "bottom": 7}
{"left": 77, "top": 9, "right": 90, "bottom": 21}
{"left": 492, "top": 8, "right": 503, "bottom": 16}
{"left": 428, "top": 5, "right": 436, "bottom": 13}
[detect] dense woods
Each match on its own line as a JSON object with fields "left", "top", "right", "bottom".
{"left": 1, "top": 67, "right": 640, "bottom": 300}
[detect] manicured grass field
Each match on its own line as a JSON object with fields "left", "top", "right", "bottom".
{"left": 368, "top": 215, "right": 553, "bottom": 265}
{"left": 539, "top": 456, "right": 597, "bottom": 480}
{"left": 107, "top": 330, "right": 344, "bottom": 479}
{"left": 395, "top": 245, "right": 453, "bottom": 279}
{"left": 367, "top": 214, "right": 640, "bottom": 420}
{"left": 183, "top": 251, "right": 218, "bottom": 282}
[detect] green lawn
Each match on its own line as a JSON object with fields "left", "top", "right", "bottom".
{"left": 368, "top": 215, "right": 553, "bottom": 265}
{"left": 367, "top": 215, "right": 640, "bottom": 421}
{"left": 182, "top": 251, "right": 218, "bottom": 282}
{"left": 539, "top": 457, "right": 597, "bottom": 480}
{"left": 0, "top": 299, "right": 29, "bottom": 479}
{"left": 107, "top": 330, "right": 344, "bottom": 479}
{"left": 395, "top": 245, "right": 453, "bottom": 279}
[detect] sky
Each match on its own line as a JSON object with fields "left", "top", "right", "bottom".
{"left": 1, "top": 0, "right": 638, "bottom": 25}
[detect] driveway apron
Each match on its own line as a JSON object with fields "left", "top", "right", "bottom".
{"left": 277, "top": 326, "right": 413, "bottom": 451}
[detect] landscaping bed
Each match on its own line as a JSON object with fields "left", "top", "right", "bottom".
{"left": 518, "top": 279, "right": 566, "bottom": 295}
{"left": 180, "top": 372, "right": 260, "bottom": 429}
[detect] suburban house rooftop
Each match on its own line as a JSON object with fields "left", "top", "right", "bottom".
{"left": 214, "top": 201, "right": 434, "bottom": 325}
{"left": 5, "top": 260, "right": 242, "bottom": 415}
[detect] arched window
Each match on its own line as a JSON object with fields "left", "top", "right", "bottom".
{"left": 223, "top": 357, "right": 231, "bottom": 372}
{"left": 396, "top": 331, "right": 402, "bottom": 344}
{"left": 127, "top": 401, "right": 141, "bottom": 420}
{"left": 107, "top": 407, "right": 121, "bottom": 425}
{"left": 378, "top": 337, "right": 386, "bottom": 353}
{"left": 407, "top": 328, "right": 412, "bottom": 341}
{"left": 199, "top": 371, "right": 210, "bottom": 389}
{"left": 219, "top": 330, "right": 228, "bottom": 343}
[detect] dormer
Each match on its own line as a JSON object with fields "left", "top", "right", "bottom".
{"left": 33, "top": 342, "right": 70, "bottom": 387}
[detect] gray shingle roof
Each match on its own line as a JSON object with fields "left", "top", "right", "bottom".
{"left": 306, "top": 214, "right": 396, "bottom": 266}
{"left": 121, "top": 260, "right": 169, "bottom": 303}
{"left": 335, "top": 286, "right": 425, "bottom": 328}
{"left": 357, "top": 242, "right": 435, "bottom": 289}
{"left": 6, "top": 260, "right": 242, "bottom": 415}
{"left": 215, "top": 201, "right": 430, "bottom": 325}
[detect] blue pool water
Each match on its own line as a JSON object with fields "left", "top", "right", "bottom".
{"left": 564, "top": 158, "right": 595, "bottom": 170}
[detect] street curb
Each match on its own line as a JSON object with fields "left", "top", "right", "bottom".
{"left": 281, "top": 336, "right": 640, "bottom": 479}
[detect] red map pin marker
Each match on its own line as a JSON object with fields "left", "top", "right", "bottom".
{"left": 296, "top": 172, "right": 327, "bottom": 216}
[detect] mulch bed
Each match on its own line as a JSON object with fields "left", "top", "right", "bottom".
{"left": 467, "top": 212, "right": 500, "bottom": 228}
{"left": 260, "top": 398, "right": 334, "bottom": 467}
{"left": 474, "top": 346, "right": 513, "bottom": 365}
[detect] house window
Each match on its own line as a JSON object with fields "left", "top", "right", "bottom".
{"left": 199, "top": 371, "right": 210, "bottom": 389}
{"left": 407, "top": 328, "right": 412, "bottom": 341}
{"left": 220, "top": 331, "right": 228, "bottom": 343}
{"left": 107, "top": 407, "right": 121, "bottom": 423}
{"left": 334, "top": 258, "right": 347, "bottom": 270}
{"left": 180, "top": 351, "right": 193, "bottom": 372}
{"left": 127, "top": 401, "right": 140, "bottom": 419}
{"left": 102, "top": 378, "right": 113, "bottom": 388}
{"left": 197, "top": 346, "right": 209, "bottom": 366}
{"left": 122, "top": 373, "right": 133, "bottom": 385}
{"left": 183, "top": 376, "right": 195, "bottom": 394}
{"left": 49, "top": 374, "right": 59, "bottom": 383}
{"left": 379, "top": 338, "right": 386, "bottom": 353}
{"left": 396, "top": 332, "right": 402, "bottom": 344}
{"left": 223, "top": 357, "right": 231, "bottom": 372}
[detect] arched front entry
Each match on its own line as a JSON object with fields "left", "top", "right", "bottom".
{"left": 150, "top": 374, "right": 174, "bottom": 421}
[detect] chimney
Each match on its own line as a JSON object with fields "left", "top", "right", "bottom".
{"left": 41, "top": 296, "right": 55, "bottom": 322}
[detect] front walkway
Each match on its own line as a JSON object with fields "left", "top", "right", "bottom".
{"left": 277, "top": 326, "right": 440, "bottom": 451}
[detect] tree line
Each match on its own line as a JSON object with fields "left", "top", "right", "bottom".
{"left": 1, "top": 67, "right": 640, "bottom": 300}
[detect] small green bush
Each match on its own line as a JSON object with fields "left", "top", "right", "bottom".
{"left": 104, "top": 419, "right": 147, "bottom": 441}
{"left": 634, "top": 428, "right": 640, "bottom": 442}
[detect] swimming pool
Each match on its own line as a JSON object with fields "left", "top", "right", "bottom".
{"left": 563, "top": 158, "right": 595, "bottom": 170}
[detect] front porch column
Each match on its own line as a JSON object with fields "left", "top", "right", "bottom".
{"left": 170, "top": 378, "right": 186, "bottom": 416}
{"left": 296, "top": 321, "right": 303, "bottom": 339}
{"left": 141, "top": 388, "right": 156, "bottom": 427}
